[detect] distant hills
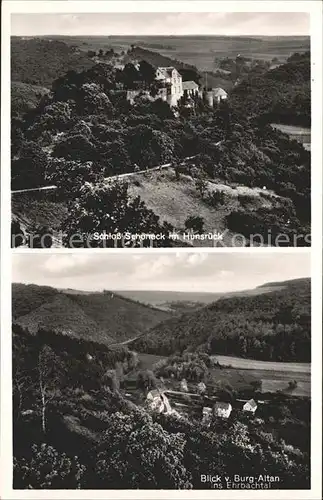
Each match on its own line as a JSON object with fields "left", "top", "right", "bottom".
{"left": 12, "top": 283, "right": 170, "bottom": 345}
{"left": 132, "top": 278, "right": 311, "bottom": 362}
{"left": 116, "top": 279, "right": 304, "bottom": 312}
{"left": 12, "top": 278, "right": 310, "bottom": 358}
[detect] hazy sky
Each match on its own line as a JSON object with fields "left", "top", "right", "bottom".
{"left": 12, "top": 252, "right": 310, "bottom": 293}
{"left": 11, "top": 12, "right": 310, "bottom": 37}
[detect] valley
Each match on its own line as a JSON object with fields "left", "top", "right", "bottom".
{"left": 12, "top": 269, "right": 312, "bottom": 490}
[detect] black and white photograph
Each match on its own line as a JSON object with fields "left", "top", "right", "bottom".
{"left": 10, "top": 10, "right": 312, "bottom": 248}
{"left": 11, "top": 252, "right": 312, "bottom": 490}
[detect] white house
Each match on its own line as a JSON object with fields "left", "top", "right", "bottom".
{"left": 182, "top": 80, "right": 199, "bottom": 97}
{"left": 202, "top": 406, "right": 212, "bottom": 426}
{"left": 180, "top": 379, "right": 188, "bottom": 392}
{"left": 197, "top": 381, "right": 207, "bottom": 395}
{"left": 212, "top": 87, "right": 228, "bottom": 104}
{"left": 213, "top": 402, "right": 232, "bottom": 419}
{"left": 146, "top": 390, "right": 171, "bottom": 413}
{"left": 243, "top": 399, "right": 257, "bottom": 414}
{"left": 155, "top": 66, "right": 183, "bottom": 106}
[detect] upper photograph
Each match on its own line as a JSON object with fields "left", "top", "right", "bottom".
{"left": 10, "top": 12, "right": 311, "bottom": 248}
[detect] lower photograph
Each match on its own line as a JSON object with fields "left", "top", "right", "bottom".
{"left": 12, "top": 251, "right": 311, "bottom": 491}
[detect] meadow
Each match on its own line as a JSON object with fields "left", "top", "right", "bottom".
{"left": 213, "top": 355, "right": 311, "bottom": 397}
{"left": 49, "top": 35, "right": 310, "bottom": 71}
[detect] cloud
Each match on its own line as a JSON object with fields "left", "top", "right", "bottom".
{"left": 11, "top": 12, "right": 310, "bottom": 36}
{"left": 12, "top": 252, "right": 310, "bottom": 293}
{"left": 43, "top": 254, "right": 91, "bottom": 274}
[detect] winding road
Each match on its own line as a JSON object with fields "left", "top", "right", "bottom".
{"left": 11, "top": 156, "right": 198, "bottom": 195}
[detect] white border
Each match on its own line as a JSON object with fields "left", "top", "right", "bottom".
{"left": 1, "top": 1, "right": 322, "bottom": 499}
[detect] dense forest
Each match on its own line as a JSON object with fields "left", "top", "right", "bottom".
{"left": 11, "top": 45, "right": 311, "bottom": 247}
{"left": 11, "top": 38, "right": 94, "bottom": 87}
{"left": 12, "top": 283, "right": 170, "bottom": 345}
{"left": 230, "top": 52, "right": 311, "bottom": 126}
{"left": 13, "top": 323, "right": 310, "bottom": 489}
{"left": 133, "top": 278, "right": 311, "bottom": 362}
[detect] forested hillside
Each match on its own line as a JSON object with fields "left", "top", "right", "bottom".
{"left": 133, "top": 278, "right": 311, "bottom": 361}
{"left": 12, "top": 284, "right": 170, "bottom": 344}
{"left": 11, "top": 40, "right": 310, "bottom": 247}
{"left": 11, "top": 38, "right": 94, "bottom": 87}
{"left": 230, "top": 52, "right": 310, "bottom": 126}
{"left": 13, "top": 322, "right": 310, "bottom": 489}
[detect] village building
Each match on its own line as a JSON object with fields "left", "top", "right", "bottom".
{"left": 146, "top": 389, "right": 182, "bottom": 418}
{"left": 180, "top": 378, "right": 188, "bottom": 392}
{"left": 243, "top": 399, "right": 258, "bottom": 414}
{"left": 182, "top": 80, "right": 199, "bottom": 97}
{"left": 202, "top": 406, "right": 213, "bottom": 426}
{"left": 155, "top": 66, "right": 183, "bottom": 106}
{"left": 197, "top": 381, "right": 207, "bottom": 395}
{"left": 213, "top": 402, "right": 232, "bottom": 419}
{"left": 212, "top": 87, "right": 228, "bottom": 103}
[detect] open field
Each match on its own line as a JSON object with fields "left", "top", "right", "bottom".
{"left": 128, "top": 169, "right": 282, "bottom": 247}
{"left": 270, "top": 123, "right": 311, "bottom": 151}
{"left": 213, "top": 355, "right": 310, "bottom": 398}
{"left": 138, "top": 353, "right": 166, "bottom": 370}
{"left": 214, "top": 355, "right": 311, "bottom": 373}
{"left": 46, "top": 35, "right": 310, "bottom": 71}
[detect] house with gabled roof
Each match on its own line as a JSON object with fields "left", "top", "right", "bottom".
{"left": 243, "top": 399, "right": 258, "bottom": 414}
{"left": 155, "top": 66, "right": 183, "bottom": 106}
{"left": 212, "top": 87, "right": 228, "bottom": 103}
{"left": 182, "top": 80, "right": 199, "bottom": 97}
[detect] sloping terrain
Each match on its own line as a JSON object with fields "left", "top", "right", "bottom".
{"left": 13, "top": 283, "right": 171, "bottom": 345}
{"left": 128, "top": 169, "right": 289, "bottom": 247}
{"left": 12, "top": 283, "right": 58, "bottom": 319}
{"left": 11, "top": 81, "right": 50, "bottom": 117}
{"left": 15, "top": 294, "right": 113, "bottom": 343}
{"left": 11, "top": 37, "right": 94, "bottom": 87}
{"left": 133, "top": 278, "right": 311, "bottom": 361}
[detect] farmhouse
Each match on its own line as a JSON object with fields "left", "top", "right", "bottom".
{"left": 146, "top": 389, "right": 182, "bottom": 418}
{"left": 243, "top": 399, "right": 258, "bottom": 414}
{"left": 213, "top": 402, "right": 232, "bottom": 419}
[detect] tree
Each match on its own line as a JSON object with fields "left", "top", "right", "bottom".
{"left": 122, "top": 63, "right": 140, "bottom": 89}
{"left": 137, "top": 370, "right": 158, "bottom": 391}
{"left": 46, "top": 158, "right": 105, "bottom": 198}
{"left": 62, "top": 181, "right": 173, "bottom": 248}
{"left": 13, "top": 444, "right": 86, "bottom": 489}
{"left": 96, "top": 410, "right": 192, "bottom": 489}
{"left": 11, "top": 220, "right": 26, "bottom": 248}
{"left": 185, "top": 215, "right": 204, "bottom": 233}
{"left": 103, "top": 369, "right": 119, "bottom": 392}
{"left": 11, "top": 141, "right": 49, "bottom": 189}
{"left": 195, "top": 177, "right": 207, "bottom": 197}
{"left": 138, "top": 60, "right": 156, "bottom": 86}
{"left": 37, "top": 346, "right": 62, "bottom": 434}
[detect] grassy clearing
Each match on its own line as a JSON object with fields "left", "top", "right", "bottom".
{"left": 138, "top": 353, "right": 166, "bottom": 370}
{"left": 128, "top": 169, "right": 284, "bottom": 247}
{"left": 213, "top": 355, "right": 310, "bottom": 398}
{"left": 214, "top": 355, "right": 311, "bottom": 373}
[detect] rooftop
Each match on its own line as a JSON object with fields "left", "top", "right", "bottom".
{"left": 212, "top": 87, "right": 228, "bottom": 97}
{"left": 182, "top": 80, "right": 199, "bottom": 91}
